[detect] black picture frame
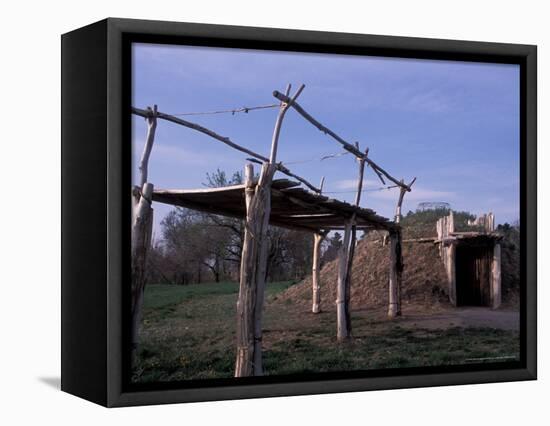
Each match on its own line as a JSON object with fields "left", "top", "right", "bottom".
{"left": 61, "top": 17, "right": 537, "bottom": 407}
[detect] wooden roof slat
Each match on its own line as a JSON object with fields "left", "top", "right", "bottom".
{"left": 152, "top": 178, "right": 397, "bottom": 232}
{"left": 271, "top": 179, "right": 301, "bottom": 190}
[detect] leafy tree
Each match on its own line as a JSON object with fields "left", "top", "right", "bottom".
{"left": 151, "top": 168, "right": 317, "bottom": 285}
{"left": 321, "top": 232, "right": 342, "bottom": 265}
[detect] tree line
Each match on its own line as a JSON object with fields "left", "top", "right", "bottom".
{"left": 146, "top": 169, "right": 344, "bottom": 285}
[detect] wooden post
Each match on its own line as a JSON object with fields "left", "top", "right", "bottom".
{"left": 388, "top": 229, "right": 403, "bottom": 318}
{"left": 130, "top": 182, "right": 154, "bottom": 360}
{"left": 133, "top": 106, "right": 320, "bottom": 193}
{"left": 312, "top": 232, "right": 325, "bottom": 313}
{"left": 131, "top": 106, "right": 158, "bottom": 361}
{"left": 269, "top": 84, "right": 305, "bottom": 164}
{"left": 492, "top": 243, "right": 502, "bottom": 309}
{"left": 318, "top": 176, "right": 325, "bottom": 194}
{"left": 235, "top": 164, "right": 255, "bottom": 377}
{"left": 487, "top": 212, "right": 495, "bottom": 233}
{"left": 447, "top": 243, "right": 457, "bottom": 306}
{"left": 252, "top": 163, "right": 275, "bottom": 376}
{"left": 138, "top": 105, "right": 158, "bottom": 188}
{"left": 335, "top": 150, "right": 368, "bottom": 340}
{"left": 235, "top": 84, "right": 304, "bottom": 377}
{"left": 337, "top": 221, "right": 352, "bottom": 341}
{"left": 395, "top": 183, "right": 406, "bottom": 224}
{"left": 235, "top": 163, "right": 277, "bottom": 377}
{"left": 437, "top": 212, "right": 457, "bottom": 305}
{"left": 395, "top": 177, "right": 416, "bottom": 223}
{"left": 311, "top": 176, "right": 326, "bottom": 314}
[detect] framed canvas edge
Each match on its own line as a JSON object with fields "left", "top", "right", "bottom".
{"left": 101, "top": 17, "right": 537, "bottom": 407}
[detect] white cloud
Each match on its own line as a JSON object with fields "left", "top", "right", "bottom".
{"left": 152, "top": 144, "right": 212, "bottom": 166}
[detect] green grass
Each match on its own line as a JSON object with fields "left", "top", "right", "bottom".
{"left": 132, "top": 281, "right": 520, "bottom": 383}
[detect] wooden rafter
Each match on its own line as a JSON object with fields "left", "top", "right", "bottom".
{"left": 132, "top": 106, "right": 321, "bottom": 193}
{"left": 272, "top": 90, "right": 415, "bottom": 192}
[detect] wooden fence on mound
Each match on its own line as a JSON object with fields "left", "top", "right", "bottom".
{"left": 131, "top": 84, "right": 416, "bottom": 377}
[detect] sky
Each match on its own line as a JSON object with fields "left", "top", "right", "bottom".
{"left": 131, "top": 43, "right": 520, "bottom": 239}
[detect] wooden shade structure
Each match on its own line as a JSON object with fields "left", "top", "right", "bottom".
{"left": 150, "top": 178, "right": 398, "bottom": 234}
{"left": 131, "top": 83, "right": 414, "bottom": 377}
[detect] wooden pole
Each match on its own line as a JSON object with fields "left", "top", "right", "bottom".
{"left": 311, "top": 176, "right": 327, "bottom": 314}
{"left": 235, "top": 164, "right": 254, "bottom": 377}
{"left": 319, "top": 176, "right": 325, "bottom": 194}
{"left": 272, "top": 91, "right": 414, "bottom": 192}
{"left": 138, "top": 105, "right": 158, "bottom": 188}
{"left": 388, "top": 228, "right": 403, "bottom": 318}
{"left": 337, "top": 221, "right": 352, "bottom": 341}
{"left": 491, "top": 243, "right": 502, "bottom": 309}
{"left": 235, "top": 163, "right": 276, "bottom": 377}
{"left": 132, "top": 106, "right": 265, "bottom": 162}
{"left": 131, "top": 105, "right": 158, "bottom": 361}
{"left": 235, "top": 85, "right": 304, "bottom": 377}
{"left": 311, "top": 232, "right": 326, "bottom": 313}
{"left": 236, "top": 84, "right": 305, "bottom": 377}
{"left": 270, "top": 84, "right": 306, "bottom": 164}
{"left": 389, "top": 176, "right": 413, "bottom": 316}
{"left": 132, "top": 106, "right": 320, "bottom": 193}
{"left": 341, "top": 151, "right": 367, "bottom": 336}
{"left": 252, "top": 162, "right": 276, "bottom": 376}
{"left": 246, "top": 158, "right": 320, "bottom": 193}
{"left": 395, "top": 177, "right": 416, "bottom": 223}
{"left": 395, "top": 185, "right": 406, "bottom": 224}
{"left": 130, "top": 182, "right": 154, "bottom": 360}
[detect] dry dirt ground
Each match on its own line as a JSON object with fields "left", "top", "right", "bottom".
{"left": 393, "top": 307, "right": 519, "bottom": 331}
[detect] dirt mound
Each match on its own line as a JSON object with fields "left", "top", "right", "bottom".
{"left": 281, "top": 235, "right": 451, "bottom": 312}
{"left": 280, "top": 228, "right": 520, "bottom": 312}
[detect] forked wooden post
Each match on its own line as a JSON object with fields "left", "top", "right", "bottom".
{"left": 337, "top": 149, "right": 367, "bottom": 341}
{"left": 312, "top": 231, "right": 328, "bottom": 314}
{"left": 236, "top": 162, "right": 278, "bottom": 377}
{"left": 235, "top": 84, "right": 305, "bottom": 377}
{"left": 130, "top": 105, "right": 159, "bottom": 361}
{"left": 131, "top": 182, "right": 154, "bottom": 359}
{"left": 492, "top": 243, "right": 502, "bottom": 309}
{"left": 388, "top": 177, "right": 415, "bottom": 317}
{"left": 388, "top": 228, "right": 403, "bottom": 318}
{"left": 336, "top": 221, "right": 352, "bottom": 341}
{"left": 437, "top": 212, "right": 457, "bottom": 305}
{"left": 311, "top": 176, "right": 326, "bottom": 314}
{"left": 395, "top": 177, "right": 416, "bottom": 223}
{"left": 138, "top": 105, "right": 158, "bottom": 187}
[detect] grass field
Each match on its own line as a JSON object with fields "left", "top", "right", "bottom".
{"left": 132, "top": 281, "right": 520, "bottom": 383}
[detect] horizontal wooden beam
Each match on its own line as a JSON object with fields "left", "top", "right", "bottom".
{"left": 403, "top": 237, "right": 437, "bottom": 243}
{"left": 132, "top": 107, "right": 320, "bottom": 193}
{"left": 133, "top": 107, "right": 268, "bottom": 161}
{"left": 272, "top": 91, "right": 413, "bottom": 191}
{"left": 245, "top": 158, "right": 320, "bottom": 193}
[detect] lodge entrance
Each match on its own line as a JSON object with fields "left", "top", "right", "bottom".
{"left": 455, "top": 245, "right": 492, "bottom": 306}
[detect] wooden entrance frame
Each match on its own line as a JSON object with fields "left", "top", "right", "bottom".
{"left": 436, "top": 212, "right": 502, "bottom": 309}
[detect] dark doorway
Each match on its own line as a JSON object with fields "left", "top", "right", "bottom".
{"left": 456, "top": 245, "right": 492, "bottom": 306}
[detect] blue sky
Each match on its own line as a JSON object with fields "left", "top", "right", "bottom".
{"left": 132, "top": 43, "right": 520, "bottom": 238}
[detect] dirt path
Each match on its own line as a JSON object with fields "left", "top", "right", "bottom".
{"left": 395, "top": 307, "right": 519, "bottom": 331}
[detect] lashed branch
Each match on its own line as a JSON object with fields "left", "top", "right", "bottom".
{"left": 246, "top": 158, "right": 320, "bottom": 193}
{"left": 133, "top": 106, "right": 266, "bottom": 160}
{"left": 138, "top": 105, "right": 158, "bottom": 187}
{"left": 132, "top": 106, "right": 320, "bottom": 194}
{"left": 394, "top": 177, "right": 417, "bottom": 223}
{"left": 272, "top": 91, "right": 413, "bottom": 191}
